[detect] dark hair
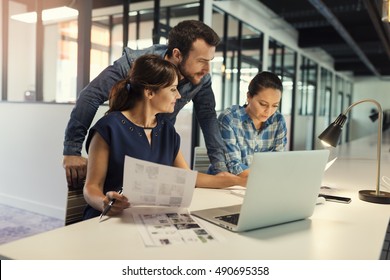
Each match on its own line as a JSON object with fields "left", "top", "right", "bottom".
{"left": 247, "top": 71, "right": 283, "bottom": 98}
{"left": 166, "top": 20, "right": 220, "bottom": 60}
{"left": 107, "top": 54, "right": 179, "bottom": 113}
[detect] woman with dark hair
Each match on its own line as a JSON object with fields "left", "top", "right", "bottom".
{"left": 83, "top": 54, "right": 245, "bottom": 220}
{"left": 64, "top": 20, "right": 228, "bottom": 189}
{"left": 218, "top": 71, "right": 287, "bottom": 178}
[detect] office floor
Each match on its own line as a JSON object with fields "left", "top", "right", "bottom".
{"left": 0, "top": 204, "right": 64, "bottom": 245}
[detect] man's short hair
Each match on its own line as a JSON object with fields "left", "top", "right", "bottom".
{"left": 167, "top": 20, "right": 220, "bottom": 59}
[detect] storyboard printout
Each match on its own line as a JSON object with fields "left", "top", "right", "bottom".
{"left": 123, "top": 156, "right": 219, "bottom": 246}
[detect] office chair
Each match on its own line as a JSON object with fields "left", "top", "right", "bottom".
{"left": 65, "top": 185, "right": 87, "bottom": 226}
{"left": 192, "top": 146, "right": 210, "bottom": 174}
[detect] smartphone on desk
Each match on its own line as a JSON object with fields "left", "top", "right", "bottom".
{"left": 318, "top": 194, "right": 351, "bottom": 204}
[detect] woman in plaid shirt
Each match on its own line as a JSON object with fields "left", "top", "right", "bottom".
{"left": 218, "top": 71, "right": 287, "bottom": 178}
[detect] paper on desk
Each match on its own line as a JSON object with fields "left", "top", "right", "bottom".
{"left": 123, "top": 156, "right": 221, "bottom": 247}
{"left": 132, "top": 207, "right": 220, "bottom": 247}
{"left": 123, "top": 155, "right": 197, "bottom": 207}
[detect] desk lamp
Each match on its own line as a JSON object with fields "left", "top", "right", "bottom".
{"left": 318, "top": 98, "right": 390, "bottom": 204}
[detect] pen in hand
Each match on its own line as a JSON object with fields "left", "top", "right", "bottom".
{"left": 99, "top": 189, "right": 123, "bottom": 220}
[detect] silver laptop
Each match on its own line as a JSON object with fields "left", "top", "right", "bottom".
{"left": 191, "top": 149, "right": 330, "bottom": 232}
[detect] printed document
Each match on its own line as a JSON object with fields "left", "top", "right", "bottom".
{"left": 123, "top": 156, "right": 197, "bottom": 207}
{"left": 123, "top": 156, "right": 218, "bottom": 246}
{"left": 132, "top": 207, "right": 219, "bottom": 247}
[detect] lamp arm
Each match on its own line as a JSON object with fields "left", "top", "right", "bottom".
{"left": 343, "top": 99, "right": 383, "bottom": 195}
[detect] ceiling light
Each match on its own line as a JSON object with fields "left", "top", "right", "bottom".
{"left": 11, "top": 6, "right": 78, "bottom": 24}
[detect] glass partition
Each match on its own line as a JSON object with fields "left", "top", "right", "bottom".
{"left": 3, "top": 0, "right": 201, "bottom": 103}
{"left": 293, "top": 55, "right": 318, "bottom": 150}
{"left": 319, "top": 67, "right": 332, "bottom": 119}
{"left": 239, "top": 23, "right": 263, "bottom": 106}
{"left": 210, "top": 9, "right": 225, "bottom": 112}
{"left": 268, "top": 38, "right": 297, "bottom": 150}
{"left": 345, "top": 88, "right": 352, "bottom": 142}
{"left": 7, "top": 0, "right": 39, "bottom": 101}
{"left": 211, "top": 8, "right": 264, "bottom": 112}
{"left": 314, "top": 67, "right": 333, "bottom": 149}
{"left": 211, "top": 10, "right": 240, "bottom": 110}
{"left": 299, "top": 56, "right": 317, "bottom": 116}
{"left": 55, "top": 20, "right": 79, "bottom": 103}
{"left": 336, "top": 75, "right": 345, "bottom": 115}
{"left": 335, "top": 76, "right": 346, "bottom": 143}
{"left": 222, "top": 14, "right": 239, "bottom": 109}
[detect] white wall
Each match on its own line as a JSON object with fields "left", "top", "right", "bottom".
{"left": 0, "top": 102, "right": 106, "bottom": 220}
{"left": 351, "top": 77, "right": 390, "bottom": 140}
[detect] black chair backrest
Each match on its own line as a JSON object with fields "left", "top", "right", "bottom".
{"left": 65, "top": 187, "right": 87, "bottom": 226}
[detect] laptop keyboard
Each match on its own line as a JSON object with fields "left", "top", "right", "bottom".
{"left": 216, "top": 213, "right": 240, "bottom": 225}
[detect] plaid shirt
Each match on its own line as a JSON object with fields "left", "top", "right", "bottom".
{"left": 218, "top": 105, "right": 287, "bottom": 175}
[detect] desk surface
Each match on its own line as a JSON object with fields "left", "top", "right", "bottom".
{"left": 0, "top": 156, "right": 389, "bottom": 260}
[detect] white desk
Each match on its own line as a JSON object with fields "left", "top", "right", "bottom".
{"left": 1, "top": 131, "right": 390, "bottom": 260}
{"left": 0, "top": 154, "right": 389, "bottom": 260}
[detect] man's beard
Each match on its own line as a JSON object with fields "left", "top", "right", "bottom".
{"left": 177, "top": 60, "right": 201, "bottom": 85}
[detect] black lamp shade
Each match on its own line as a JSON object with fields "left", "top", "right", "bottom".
{"left": 318, "top": 114, "right": 347, "bottom": 147}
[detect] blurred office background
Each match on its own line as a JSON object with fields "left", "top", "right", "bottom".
{"left": 1, "top": 0, "right": 390, "bottom": 222}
